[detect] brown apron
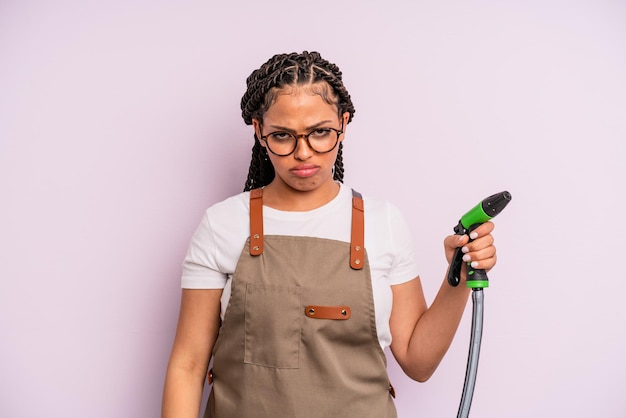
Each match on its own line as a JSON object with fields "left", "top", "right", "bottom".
{"left": 205, "top": 188, "right": 396, "bottom": 418}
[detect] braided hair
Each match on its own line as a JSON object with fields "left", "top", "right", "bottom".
{"left": 241, "top": 51, "right": 356, "bottom": 191}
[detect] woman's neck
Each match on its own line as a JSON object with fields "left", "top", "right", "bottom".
{"left": 261, "top": 180, "right": 341, "bottom": 211}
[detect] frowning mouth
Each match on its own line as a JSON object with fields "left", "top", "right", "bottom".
{"left": 290, "top": 164, "right": 320, "bottom": 178}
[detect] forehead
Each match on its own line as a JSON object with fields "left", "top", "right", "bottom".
{"left": 262, "top": 86, "right": 339, "bottom": 126}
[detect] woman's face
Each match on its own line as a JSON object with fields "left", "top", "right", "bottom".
{"left": 253, "top": 86, "right": 349, "bottom": 196}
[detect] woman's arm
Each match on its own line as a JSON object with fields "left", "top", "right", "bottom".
{"left": 389, "top": 221, "right": 496, "bottom": 382}
{"left": 162, "top": 288, "right": 223, "bottom": 418}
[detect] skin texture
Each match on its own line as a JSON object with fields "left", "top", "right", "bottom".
{"left": 162, "top": 289, "right": 221, "bottom": 418}
{"left": 162, "top": 85, "right": 498, "bottom": 417}
{"left": 252, "top": 86, "right": 350, "bottom": 211}
{"left": 389, "top": 223, "right": 496, "bottom": 381}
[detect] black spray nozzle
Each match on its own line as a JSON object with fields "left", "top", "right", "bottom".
{"left": 454, "top": 191, "right": 512, "bottom": 234}
{"left": 481, "top": 190, "right": 512, "bottom": 218}
{"left": 448, "top": 191, "right": 512, "bottom": 288}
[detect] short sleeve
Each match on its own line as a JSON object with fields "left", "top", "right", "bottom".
{"left": 385, "top": 203, "right": 420, "bottom": 286}
{"left": 181, "top": 212, "right": 229, "bottom": 289}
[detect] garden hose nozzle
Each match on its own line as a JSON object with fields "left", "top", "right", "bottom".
{"left": 447, "top": 191, "right": 512, "bottom": 288}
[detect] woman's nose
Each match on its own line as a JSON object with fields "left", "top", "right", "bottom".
{"left": 293, "top": 136, "right": 313, "bottom": 160}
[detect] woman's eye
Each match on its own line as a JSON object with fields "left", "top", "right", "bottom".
{"left": 270, "top": 132, "right": 292, "bottom": 142}
{"left": 310, "top": 129, "right": 332, "bottom": 138}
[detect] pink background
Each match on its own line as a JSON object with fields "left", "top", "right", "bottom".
{"left": 1, "top": 1, "right": 625, "bottom": 416}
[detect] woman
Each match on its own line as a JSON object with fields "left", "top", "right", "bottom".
{"left": 162, "top": 51, "right": 497, "bottom": 418}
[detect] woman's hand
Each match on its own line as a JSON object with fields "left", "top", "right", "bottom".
{"left": 444, "top": 221, "right": 497, "bottom": 275}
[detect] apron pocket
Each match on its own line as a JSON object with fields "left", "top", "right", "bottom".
{"left": 244, "top": 283, "right": 302, "bottom": 369}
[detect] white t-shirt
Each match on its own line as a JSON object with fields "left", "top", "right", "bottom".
{"left": 181, "top": 184, "right": 420, "bottom": 349}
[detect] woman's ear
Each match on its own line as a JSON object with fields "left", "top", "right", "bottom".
{"left": 342, "top": 111, "right": 350, "bottom": 126}
{"left": 339, "top": 112, "right": 350, "bottom": 142}
{"left": 252, "top": 118, "right": 265, "bottom": 146}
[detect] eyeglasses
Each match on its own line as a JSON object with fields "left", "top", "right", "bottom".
{"left": 259, "top": 121, "right": 344, "bottom": 156}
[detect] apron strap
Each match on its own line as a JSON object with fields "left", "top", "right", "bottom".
{"left": 350, "top": 189, "right": 365, "bottom": 270}
{"left": 248, "top": 187, "right": 365, "bottom": 269}
{"left": 249, "top": 188, "right": 264, "bottom": 256}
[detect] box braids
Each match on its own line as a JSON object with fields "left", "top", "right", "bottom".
{"left": 241, "top": 51, "right": 355, "bottom": 191}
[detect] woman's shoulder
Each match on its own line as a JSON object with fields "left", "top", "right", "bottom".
{"left": 357, "top": 189, "right": 403, "bottom": 218}
{"left": 205, "top": 191, "right": 250, "bottom": 215}
{"left": 199, "top": 191, "right": 251, "bottom": 232}
{"left": 192, "top": 191, "right": 250, "bottom": 246}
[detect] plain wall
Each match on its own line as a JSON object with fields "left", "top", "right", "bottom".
{"left": 1, "top": 0, "right": 625, "bottom": 416}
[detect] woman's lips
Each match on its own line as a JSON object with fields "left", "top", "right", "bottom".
{"left": 290, "top": 164, "right": 320, "bottom": 177}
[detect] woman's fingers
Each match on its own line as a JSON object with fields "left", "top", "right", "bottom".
{"left": 449, "top": 221, "right": 498, "bottom": 271}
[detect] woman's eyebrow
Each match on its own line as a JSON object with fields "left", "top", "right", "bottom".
{"left": 268, "top": 120, "right": 334, "bottom": 132}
